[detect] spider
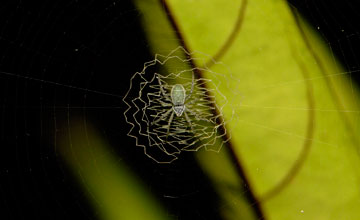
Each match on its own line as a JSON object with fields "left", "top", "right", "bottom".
{"left": 152, "top": 72, "right": 197, "bottom": 140}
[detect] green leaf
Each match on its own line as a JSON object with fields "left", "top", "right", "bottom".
{"left": 58, "top": 120, "right": 170, "bottom": 220}
{"left": 134, "top": 0, "right": 360, "bottom": 219}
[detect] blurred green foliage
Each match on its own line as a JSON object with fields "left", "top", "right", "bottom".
{"left": 59, "top": 0, "right": 360, "bottom": 219}
{"left": 136, "top": 0, "right": 360, "bottom": 219}
{"left": 59, "top": 121, "right": 170, "bottom": 220}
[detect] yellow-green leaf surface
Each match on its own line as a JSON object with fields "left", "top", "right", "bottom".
{"left": 167, "top": 0, "right": 360, "bottom": 219}
{"left": 58, "top": 120, "right": 170, "bottom": 220}
{"left": 134, "top": 0, "right": 360, "bottom": 219}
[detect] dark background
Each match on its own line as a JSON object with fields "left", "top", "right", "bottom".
{"left": 0, "top": 0, "right": 360, "bottom": 219}
{"left": 289, "top": 0, "right": 360, "bottom": 83}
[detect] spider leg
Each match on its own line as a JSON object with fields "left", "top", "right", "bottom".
{"left": 186, "top": 108, "right": 211, "bottom": 122}
{"left": 183, "top": 111, "right": 194, "bottom": 133}
{"left": 185, "top": 97, "right": 198, "bottom": 105}
{"left": 158, "top": 99, "right": 172, "bottom": 107}
{"left": 151, "top": 108, "right": 172, "bottom": 125}
{"left": 156, "top": 74, "right": 171, "bottom": 102}
{"left": 165, "top": 111, "right": 175, "bottom": 141}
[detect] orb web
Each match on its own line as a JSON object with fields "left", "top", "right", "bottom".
{"left": 123, "top": 47, "right": 235, "bottom": 163}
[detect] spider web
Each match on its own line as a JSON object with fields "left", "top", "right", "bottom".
{"left": 123, "top": 47, "right": 234, "bottom": 163}
{"left": 1, "top": 0, "right": 360, "bottom": 220}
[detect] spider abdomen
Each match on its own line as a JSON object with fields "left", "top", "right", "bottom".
{"left": 173, "top": 105, "right": 185, "bottom": 117}
{"left": 171, "top": 84, "right": 186, "bottom": 116}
